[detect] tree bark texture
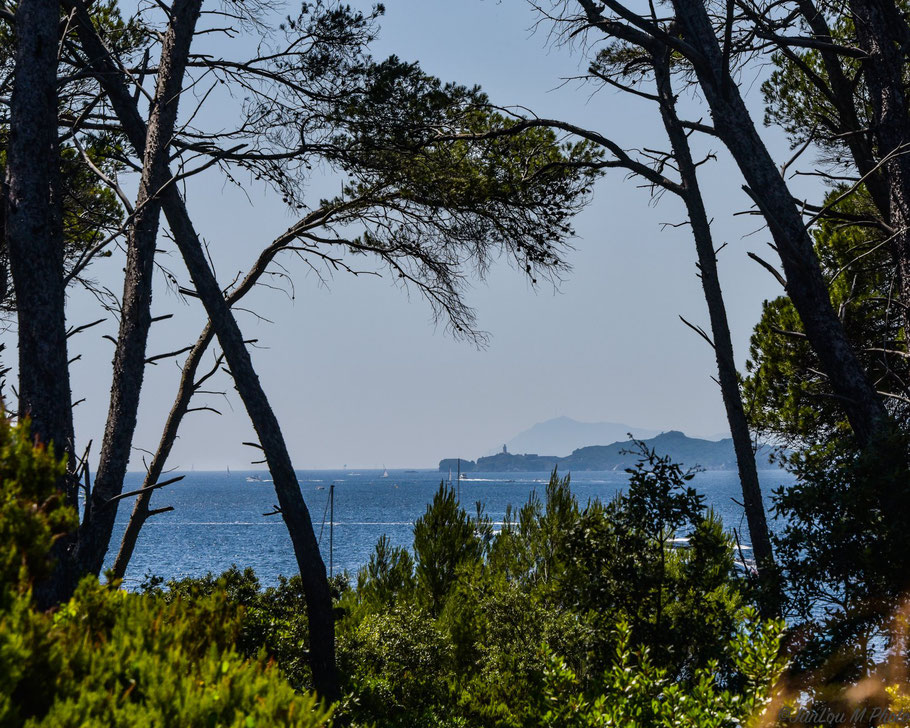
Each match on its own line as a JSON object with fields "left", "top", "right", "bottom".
{"left": 6, "top": 0, "right": 74, "bottom": 483}
{"left": 111, "top": 208, "right": 333, "bottom": 580}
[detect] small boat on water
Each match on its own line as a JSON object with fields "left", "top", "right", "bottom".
{"left": 380, "top": 467, "right": 389, "bottom": 478}
{"left": 246, "top": 475, "right": 264, "bottom": 482}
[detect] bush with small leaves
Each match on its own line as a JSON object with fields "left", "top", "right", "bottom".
{"left": 0, "top": 415, "right": 332, "bottom": 727}
{"left": 536, "top": 610, "right": 787, "bottom": 728}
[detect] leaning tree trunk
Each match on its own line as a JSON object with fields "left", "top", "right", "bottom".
{"left": 110, "top": 326, "right": 214, "bottom": 581}
{"left": 6, "top": 0, "right": 74, "bottom": 480}
{"left": 671, "top": 0, "right": 890, "bottom": 448}
{"left": 74, "top": 0, "right": 202, "bottom": 581}
{"left": 651, "top": 48, "right": 776, "bottom": 598}
{"left": 71, "top": 1, "right": 339, "bottom": 700}
{"left": 111, "top": 208, "right": 333, "bottom": 580}
{"left": 159, "top": 184, "right": 340, "bottom": 702}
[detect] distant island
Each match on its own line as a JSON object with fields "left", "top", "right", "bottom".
{"left": 440, "top": 430, "right": 779, "bottom": 473}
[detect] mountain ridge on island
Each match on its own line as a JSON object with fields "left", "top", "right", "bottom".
{"left": 440, "top": 430, "right": 779, "bottom": 473}
{"left": 504, "top": 416, "right": 661, "bottom": 457}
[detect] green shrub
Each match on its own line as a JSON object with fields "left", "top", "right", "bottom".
{"left": 0, "top": 415, "right": 75, "bottom": 606}
{"left": 537, "top": 610, "right": 787, "bottom": 728}
{"left": 334, "top": 452, "right": 764, "bottom": 726}
{"left": 0, "top": 416, "right": 332, "bottom": 728}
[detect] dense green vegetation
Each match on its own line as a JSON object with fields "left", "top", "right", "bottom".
{"left": 742, "top": 188, "right": 910, "bottom": 676}
{"left": 137, "top": 447, "right": 789, "bottom": 727}
{"left": 0, "top": 418, "right": 793, "bottom": 726}
{"left": 0, "top": 417, "right": 332, "bottom": 727}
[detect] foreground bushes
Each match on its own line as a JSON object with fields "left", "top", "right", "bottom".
{"left": 0, "top": 417, "right": 331, "bottom": 728}
{"left": 162, "top": 448, "right": 790, "bottom": 727}
{"left": 0, "top": 416, "right": 828, "bottom": 726}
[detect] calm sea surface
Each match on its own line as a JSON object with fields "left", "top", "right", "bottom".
{"left": 105, "top": 468, "right": 796, "bottom": 588}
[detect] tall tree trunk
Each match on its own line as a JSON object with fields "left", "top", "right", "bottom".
{"left": 160, "top": 185, "right": 340, "bottom": 702}
{"left": 846, "top": 0, "right": 910, "bottom": 334}
{"left": 74, "top": 0, "right": 202, "bottom": 580}
{"left": 670, "top": 0, "right": 889, "bottom": 448}
{"left": 6, "top": 0, "right": 74, "bottom": 478}
{"left": 71, "top": 3, "right": 340, "bottom": 700}
{"left": 7, "top": 0, "right": 79, "bottom": 608}
{"left": 794, "top": 0, "right": 891, "bottom": 218}
{"left": 651, "top": 49, "right": 777, "bottom": 595}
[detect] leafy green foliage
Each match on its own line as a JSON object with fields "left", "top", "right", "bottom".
{"left": 772, "top": 429, "right": 910, "bottom": 677}
{"left": 413, "top": 483, "right": 486, "bottom": 613}
{"left": 0, "top": 416, "right": 74, "bottom": 606}
{"left": 334, "top": 56, "right": 601, "bottom": 270}
{"left": 339, "top": 604, "right": 453, "bottom": 726}
{"left": 741, "top": 186, "right": 910, "bottom": 672}
{"left": 0, "top": 416, "right": 784, "bottom": 728}
{"left": 0, "top": 579, "right": 333, "bottom": 727}
{"left": 151, "top": 566, "right": 331, "bottom": 694}
{"left": 560, "top": 447, "right": 744, "bottom": 683}
{"left": 0, "top": 416, "right": 332, "bottom": 727}
{"left": 762, "top": 14, "right": 867, "bottom": 158}
{"left": 537, "top": 612, "right": 786, "bottom": 728}
{"left": 356, "top": 534, "right": 415, "bottom": 609}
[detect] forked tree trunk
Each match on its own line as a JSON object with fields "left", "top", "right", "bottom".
{"left": 110, "top": 208, "right": 335, "bottom": 578}
{"left": 71, "top": 2, "right": 340, "bottom": 700}
{"left": 75, "top": 0, "right": 203, "bottom": 580}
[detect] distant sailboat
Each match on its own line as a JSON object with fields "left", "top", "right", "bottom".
{"left": 380, "top": 466, "right": 389, "bottom": 478}
{"left": 317, "top": 484, "right": 336, "bottom": 578}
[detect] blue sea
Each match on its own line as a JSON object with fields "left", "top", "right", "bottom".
{"left": 105, "top": 468, "right": 795, "bottom": 588}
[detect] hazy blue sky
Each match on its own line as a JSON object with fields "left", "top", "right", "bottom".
{"left": 14, "top": 0, "right": 821, "bottom": 469}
